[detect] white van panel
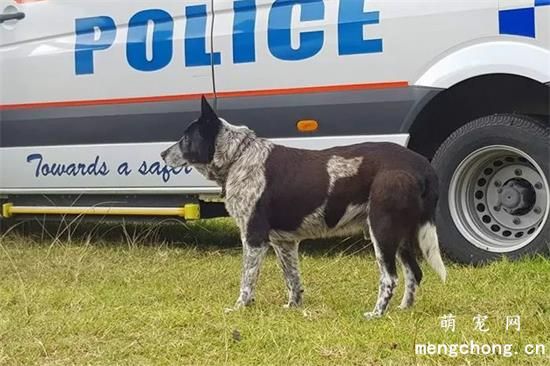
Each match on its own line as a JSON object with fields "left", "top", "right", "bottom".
{"left": 0, "top": 134, "right": 408, "bottom": 194}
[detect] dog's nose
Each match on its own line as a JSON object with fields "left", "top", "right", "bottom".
{"left": 160, "top": 150, "right": 168, "bottom": 160}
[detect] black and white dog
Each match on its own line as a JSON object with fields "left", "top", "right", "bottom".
{"left": 161, "top": 97, "right": 446, "bottom": 319}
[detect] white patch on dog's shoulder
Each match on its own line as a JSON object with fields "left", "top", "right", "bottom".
{"left": 327, "top": 156, "right": 363, "bottom": 192}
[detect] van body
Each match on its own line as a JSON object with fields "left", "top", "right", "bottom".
{"left": 1, "top": 0, "right": 549, "bottom": 263}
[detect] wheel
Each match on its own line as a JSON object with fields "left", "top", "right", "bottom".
{"left": 432, "top": 114, "right": 549, "bottom": 264}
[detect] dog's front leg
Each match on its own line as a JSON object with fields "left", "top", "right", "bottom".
{"left": 272, "top": 241, "right": 303, "bottom": 308}
{"left": 228, "top": 240, "right": 269, "bottom": 312}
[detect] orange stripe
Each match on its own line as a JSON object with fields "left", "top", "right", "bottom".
{"left": 0, "top": 81, "right": 408, "bottom": 111}
{"left": 0, "top": 92, "right": 215, "bottom": 111}
{"left": 14, "top": 0, "right": 46, "bottom": 3}
{"left": 217, "top": 81, "right": 408, "bottom": 98}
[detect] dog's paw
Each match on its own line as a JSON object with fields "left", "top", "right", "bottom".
{"left": 283, "top": 291, "right": 303, "bottom": 309}
{"left": 224, "top": 297, "right": 256, "bottom": 313}
{"left": 363, "top": 311, "right": 382, "bottom": 320}
{"left": 224, "top": 301, "right": 245, "bottom": 314}
{"left": 224, "top": 306, "right": 238, "bottom": 314}
{"left": 224, "top": 304, "right": 245, "bottom": 314}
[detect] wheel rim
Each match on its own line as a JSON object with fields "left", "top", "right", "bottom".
{"left": 449, "top": 145, "right": 549, "bottom": 253}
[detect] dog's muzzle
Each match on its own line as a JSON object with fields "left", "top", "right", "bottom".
{"left": 161, "top": 146, "right": 188, "bottom": 168}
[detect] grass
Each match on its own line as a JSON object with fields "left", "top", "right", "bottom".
{"left": 0, "top": 219, "right": 549, "bottom": 365}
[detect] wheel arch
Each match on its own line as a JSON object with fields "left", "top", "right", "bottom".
{"left": 414, "top": 41, "right": 550, "bottom": 88}
{"left": 405, "top": 73, "right": 550, "bottom": 160}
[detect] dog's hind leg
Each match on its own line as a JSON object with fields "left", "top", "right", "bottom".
{"left": 363, "top": 170, "right": 424, "bottom": 319}
{"left": 364, "top": 220, "right": 398, "bottom": 320}
{"left": 272, "top": 241, "right": 303, "bottom": 307}
{"left": 397, "top": 243, "right": 422, "bottom": 309}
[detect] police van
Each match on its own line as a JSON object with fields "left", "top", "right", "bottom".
{"left": 0, "top": 0, "right": 548, "bottom": 264}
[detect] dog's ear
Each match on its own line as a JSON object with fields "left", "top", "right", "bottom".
{"left": 200, "top": 95, "right": 217, "bottom": 121}
{"left": 198, "top": 96, "right": 221, "bottom": 145}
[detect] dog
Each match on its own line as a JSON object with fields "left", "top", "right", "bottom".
{"left": 161, "top": 96, "right": 447, "bottom": 319}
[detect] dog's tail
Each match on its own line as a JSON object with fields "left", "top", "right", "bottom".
{"left": 418, "top": 222, "right": 447, "bottom": 282}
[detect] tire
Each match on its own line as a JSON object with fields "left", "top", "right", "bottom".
{"left": 432, "top": 114, "right": 550, "bottom": 264}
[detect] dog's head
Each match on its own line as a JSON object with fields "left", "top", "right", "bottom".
{"left": 161, "top": 96, "right": 221, "bottom": 168}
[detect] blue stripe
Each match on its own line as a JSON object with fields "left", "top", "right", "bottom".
{"left": 499, "top": 8, "right": 535, "bottom": 38}
{"left": 535, "top": 0, "right": 550, "bottom": 6}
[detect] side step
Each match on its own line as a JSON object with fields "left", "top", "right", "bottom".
{"left": 1, "top": 203, "right": 201, "bottom": 220}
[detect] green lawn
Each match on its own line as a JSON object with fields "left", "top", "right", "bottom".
{"left": 0, "top": 219, "right": 548, "bottom": 365}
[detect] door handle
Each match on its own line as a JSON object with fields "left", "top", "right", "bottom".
{"left": 0, "top": 11, "right": 25, "bottom": 24}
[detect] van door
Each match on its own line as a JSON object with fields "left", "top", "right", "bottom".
{"left": 0, "top": 1, "right": 218, "bottom": 194}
